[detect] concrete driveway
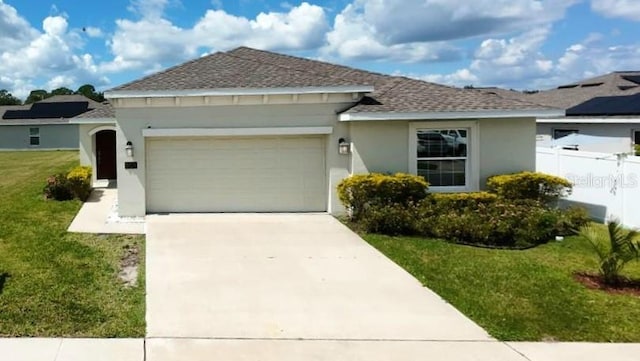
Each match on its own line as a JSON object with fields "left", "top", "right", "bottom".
{"left": 146, "top": 213, "right": 490, "bottom": 342}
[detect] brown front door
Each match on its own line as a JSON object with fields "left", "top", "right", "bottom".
{"left": 96, "top": 130, "right": 117, "bottom": 180}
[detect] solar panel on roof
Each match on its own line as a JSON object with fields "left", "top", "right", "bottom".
{"left": 622, "top": 75, "right": 640, "bottom": 85}
{"left": 567, "top": 93, "right": 640, "bottom": 116}
{"left": 2, "top": 101, "right": 90, "bottom": 119}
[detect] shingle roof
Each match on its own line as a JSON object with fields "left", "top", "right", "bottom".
{"left": 524, "top": 71, "right": 640, "bottom": 109}
{"left": 111, "top": 46, "right": 556, "bottom": 114}
{"left": 346, "top": 78, "right": 551, "bottom": 113}
{"left": 75, "top": 102, "right": 115, "bottom": 119}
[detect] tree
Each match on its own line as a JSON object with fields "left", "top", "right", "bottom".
{"left": 24, "top": 89, "right": 50, "bottom": 104}
{"left": 580, "top": 220, "right": 640, "bottom": 285}
{"left": 51, "top": 87, "right": 74, "bottom": 96}
{"left": 0, "top": 89, "right": 22, "bottom": 105}
{"left": 75, "top": 84, "right": 105, "bottom": 102}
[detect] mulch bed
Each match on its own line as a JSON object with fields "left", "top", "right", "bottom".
{"left": 573, "top": 272, "right": 640, "bottom": 297}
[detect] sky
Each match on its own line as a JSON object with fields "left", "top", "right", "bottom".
{"left": 1, "top": 0, "right": 639, "bottom": 99}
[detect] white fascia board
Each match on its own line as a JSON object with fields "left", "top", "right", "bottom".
{"left": 69, "top": 118, "right": 116, "bottom": 124}
{"left": 142, "top": 126, "right": 334, "bottom": 137}
{"left": 106, "top": 86, "right": 374, "bottom": 99}
{"left": 537, "top": 117, "right": 640, "bottom": 124}
{"left": 339, "top": 109, "right": 564, "bottom": 121}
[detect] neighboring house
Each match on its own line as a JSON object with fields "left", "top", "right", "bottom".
{"left": 0, "top": 95, "right": 102, "bottom": 150}
{"left": 486, "top": 72, "right": 640, "bottom": 153}
{"left": 70, "top": 102, "right": 117, "bottom": 183}
{"left": 75, "top": 47, "right": 559, "bottom": 217}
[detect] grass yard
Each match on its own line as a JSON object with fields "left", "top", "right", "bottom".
{"left": 364, "top": 233, "right": 640, "bottom": 342}
{"left": 0, "top": 151, "right": 145, "bottom": 337}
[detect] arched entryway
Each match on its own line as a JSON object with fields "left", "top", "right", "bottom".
{"left": 95, "top": 130, "right": 117, "bottom": 180}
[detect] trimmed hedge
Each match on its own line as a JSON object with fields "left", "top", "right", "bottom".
{"left": 337, "top": 173, "right": 428, "bottom": 220}
{"left": 487, "top": 171, "right": 572, "bottom": 203}
{"left": 340, "top": 171, "right": 587, "bottom": 248}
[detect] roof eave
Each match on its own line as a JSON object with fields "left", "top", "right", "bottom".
{"left": 69, "top": 117, "right": 116, "bottom": 124}
{"left": 105, "top": 85, "right": 374, "bottom": 99}
{"left": 339, "top": 109, "right": 564, "bottom": 121}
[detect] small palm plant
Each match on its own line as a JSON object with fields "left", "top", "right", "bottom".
{"left": 579, "top": 220, "right": 640, "bottom": 285}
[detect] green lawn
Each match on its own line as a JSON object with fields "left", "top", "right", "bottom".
{"left": 363, "top": 233, "right": 640, "bottom": 342}
{"left": 0, "top": 151, "right": 145, "bottom": 337}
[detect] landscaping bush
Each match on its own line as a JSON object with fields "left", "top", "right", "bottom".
{"left": 487, "top": 171, "right": 572, "bottom": 204}
{"left": 417, "top": 198, "right": 559, "bottom": 248}
{"left": 430, "top": 191, "right": 498, "bottom": 209}
{"left": 43, "top": 173, "right": 73, "bottom": 201}
{"left": 337, "top": 173, "right": 428, "bottom": 220}
{"left": 358, "top": 203, "right": 419, "bottom": 235}
{"left": 554, "top": 205, "right": 591, "bottom": 236}
{"left": 66, "top": 166, "right": 92, "bottom": 201}
{"left": 580, "top": 220, "right": 640, "bottom": 285}
{"left": 43, "top": 166, "right": 92, "bottom": 201}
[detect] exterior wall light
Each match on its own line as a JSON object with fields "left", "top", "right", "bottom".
{"left": 125, "top": 141, "right": 134, "bottom": 157}
{"left": 338, "top": 138, "right": 351, "bottom": 155}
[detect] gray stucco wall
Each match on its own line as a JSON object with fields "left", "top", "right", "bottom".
{"left": 479, "top": 118, "right": 536, "bottom": 187}
{"left": 350, "top": 117, "right": 537, "bottom": 191}
{"left": 0, "top": 124, "right": 78, "bottom": 150}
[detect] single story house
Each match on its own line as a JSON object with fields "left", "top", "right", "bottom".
{"left": 73, "top": 47, "right": 560, "bottom": 217}
{"left": 495, "top": 72, "right": 640, "bottom": 153}
{"left": 0, "top": 95, "right": 102, "bottom": 150}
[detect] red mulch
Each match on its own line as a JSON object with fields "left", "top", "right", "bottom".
{"left": 573, "top": 272, "right": 640, "bottom": 297}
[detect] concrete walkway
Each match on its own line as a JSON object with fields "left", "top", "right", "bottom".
{"left": 0, "top": 338, "right": 142, "bottom": 361}
{"left": 67, "top": 187, "right": 144, "bottom": 234}
{"left": 3, "top": 338, "right": 640, "bottom": 360}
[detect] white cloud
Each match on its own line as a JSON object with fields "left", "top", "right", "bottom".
{"left": 419, "top": 30, "right": 640, "bottom": 90}
{"left": 0, "top": 0, "right": 39, "bottom": 52}
{"left": 0, "top": 10, "right": 108, "bottom": 99}
{"left": 101, "top": 2, "right": 329, "bottom": 73}
{"left": 84, "top": 26, "right": 103, "bottom": 38}
{"left": 323, "top": 2, "right": 463, "bottom": 62}
{"left": 323, "top": 0, "right": 577, "bottom": 62}
{"left": 591, "top": 0, "right": 640, "bottom": 21}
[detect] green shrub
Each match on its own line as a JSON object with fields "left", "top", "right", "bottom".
{"left": 337, "top": 173, "right": 428, "bottom": 220}
{"left": 555, "top": 205, "right": 591, "bottom": 236}
{"left": 417, "top": 198, "right": 558, "bottom": 248}
{"left": 580, "top": 220, "right": 640, "bottom": 285}
{"left": 43, "top": 173, "right": 73, "bottom": 201}
{"left": 635, "top": 144, "right": 640, "bottom": 156}
{"left": 359, "top": 204, "right": 419, "bottom": 235}
{"left": 487, "top": 171, "right": 572, "bottom": 203}
{"left": 430, "top": 192, "right": 498, "bottom": 209}
{"left": 66, "top": 166, "right": 92, "bottom": 201}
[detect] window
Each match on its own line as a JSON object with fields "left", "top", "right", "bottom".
{"left": 29, "top": 127, "right": 40, "bottom": 146}
{"left": 553, "top": 128, "right": 578, "bottom": 139}
{"left": 633, "top": 130, "right": 640, "bottom": 146}
{"left": 415, "top": 128, "right": 468, "bottom": 188}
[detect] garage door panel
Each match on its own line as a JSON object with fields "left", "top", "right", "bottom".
{"left": 146, "top": 136, "right": 326, "bottom": 213}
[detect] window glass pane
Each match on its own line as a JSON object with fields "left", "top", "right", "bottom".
{"left": 553, "top": 129, "right": 578, "bottom": 139}
{"left": 30, "top": 136, "right": 40, "bottom": 146}
{"left": 417, "top": 129, "right": 467, "bottom": 158}
{"left": 418, "top": 160, "right": 466, "bottom": 187}
{"left": 29, "top": 127, "right": 39, "bottom": 136}
{"left": 634, "top": 131, "right": 640, "bottom": 145}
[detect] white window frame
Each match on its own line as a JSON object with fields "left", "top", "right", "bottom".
{"left": 29, "top": 127, "right": 40, "bottom": 147}
{"left": 409, "top": 121, "right": 479, "bottom": 192}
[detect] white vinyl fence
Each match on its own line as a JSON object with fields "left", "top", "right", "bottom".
{"left": 537, "top": 147, "right": 640, "bottom": 228}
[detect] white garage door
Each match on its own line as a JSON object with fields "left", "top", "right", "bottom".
{"left": 146, "top": 136, "right": 326, "bottom": 213}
